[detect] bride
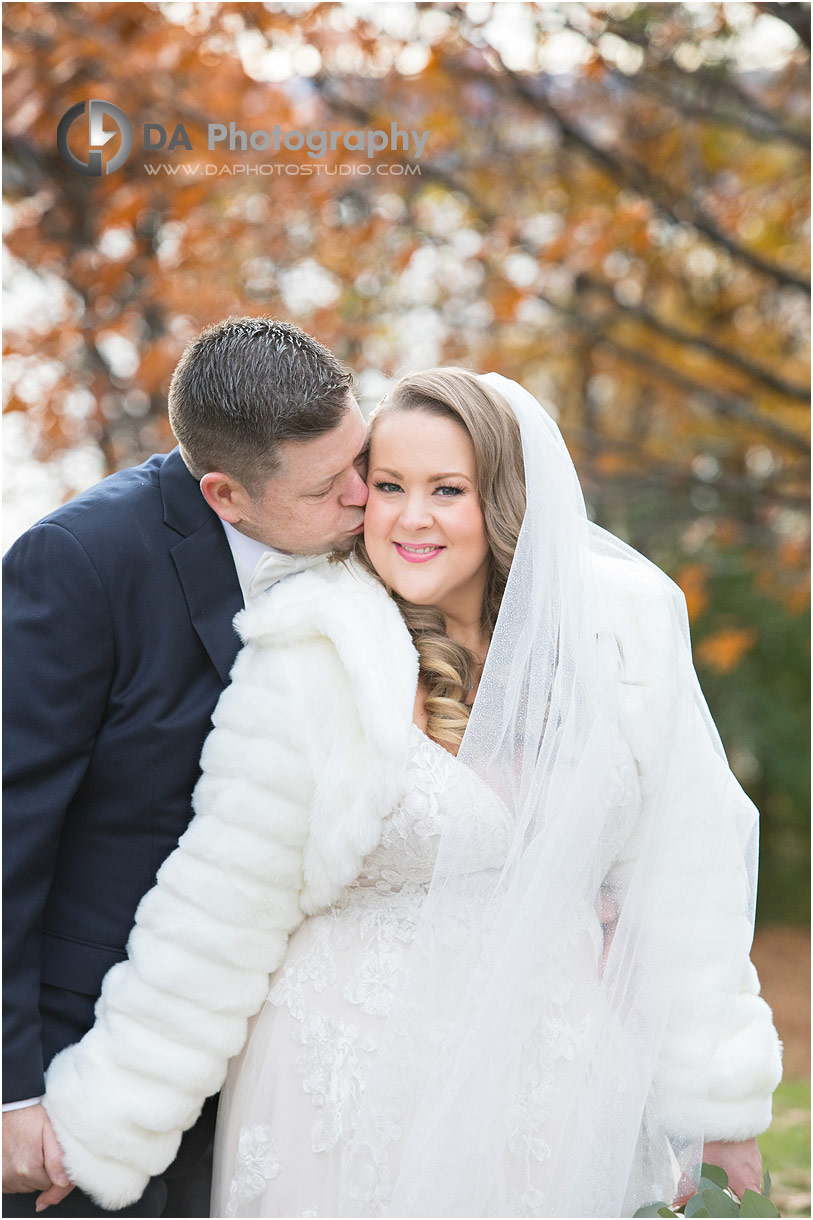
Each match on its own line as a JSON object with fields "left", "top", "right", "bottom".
{"left": 42, "top": 370, "right": 781, "bottom": 1217}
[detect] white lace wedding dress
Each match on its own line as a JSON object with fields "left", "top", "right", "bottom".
{"left": 210, "top": 724, "right": 522, "bottom": 1218}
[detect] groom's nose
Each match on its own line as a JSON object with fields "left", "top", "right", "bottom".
{"left": 340, "top": 469, "right": 369, "bottom": 508}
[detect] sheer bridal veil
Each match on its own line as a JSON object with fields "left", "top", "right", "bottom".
{"left": 339, "top": 374, "right": 759, "bottom": 1217}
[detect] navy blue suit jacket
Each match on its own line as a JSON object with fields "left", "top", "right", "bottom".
{"left": 3, "top": 448, "right": 244, "bottom": 1103}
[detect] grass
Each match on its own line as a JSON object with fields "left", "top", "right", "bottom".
{"left": 758, "top": 1078, "right": 811, "bottom": 1217}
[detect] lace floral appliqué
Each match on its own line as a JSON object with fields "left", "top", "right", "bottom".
{"left": 226, "top": 1126, "right": 281, "bottom": 1217}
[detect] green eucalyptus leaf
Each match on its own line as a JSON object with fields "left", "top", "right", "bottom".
{"left": 633, "top": 1206, "right": 671, "bottom": 1218}
{"left": 739, "top": 1189, "right": 780, "bottom": 1217}
{"left": 702, "top": 1188, "right": 739, "bottom": 1217}
{"left": 658, "top": 1210, "right": 680, "bottom": 1219}
{"left": 700, "top": 1164, "right": 730, "bottom": 1190}
{"left": 761, "top": 1170, "right": 771, "bottom": 1199}
{"left": 685, "top": 1191, "right": 726, "bottom": 1218}
{"left": 698, "top": 1178, "right": 726, "bottom": 1195}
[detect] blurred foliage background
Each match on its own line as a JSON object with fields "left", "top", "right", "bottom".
{"left": 2, "top": 1, "right": 810, "bottom": 929}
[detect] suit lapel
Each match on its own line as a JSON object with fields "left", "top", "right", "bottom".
{"left": 159, "top": 449, "right": 244, "bottom": 685}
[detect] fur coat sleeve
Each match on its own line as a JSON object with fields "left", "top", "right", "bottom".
{"left": 600, "top": 556, "right": 782, "bottom": 1142}
{"left": 42, "top": 558, "right": 419, "bottom": 1212}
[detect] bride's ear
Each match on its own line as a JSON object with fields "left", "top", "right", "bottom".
{"left": 200, "top": 472, "right": 250, "bottom": 524}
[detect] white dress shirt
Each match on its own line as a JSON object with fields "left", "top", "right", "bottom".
{"left": 220, "top": 520, "right": 325, "bottom": 603}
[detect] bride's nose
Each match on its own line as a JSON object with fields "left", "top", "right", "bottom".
{"left": 398, "top": 493, "right": 433, "bottom": 531}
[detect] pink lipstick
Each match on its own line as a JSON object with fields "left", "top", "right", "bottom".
{"left": 394, "top": 542, "right": 445, "bottom": 563}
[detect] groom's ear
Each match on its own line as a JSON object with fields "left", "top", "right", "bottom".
{"left": 199, "top": 472, "right": 251, "bottom": 523}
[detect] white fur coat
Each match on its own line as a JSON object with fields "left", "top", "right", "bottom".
{"left": 43, "top": 557, "right": 781, "bottom": 1210}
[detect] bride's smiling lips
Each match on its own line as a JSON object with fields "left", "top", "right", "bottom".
{"left": 394, "top": 542, "right": 446, "bottom": 563}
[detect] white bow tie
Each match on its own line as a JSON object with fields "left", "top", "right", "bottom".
{"left": 247, "top": 550, "right": 326, "bottom": 601}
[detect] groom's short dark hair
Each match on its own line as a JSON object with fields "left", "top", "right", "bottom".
{"left": 168, "top": 316, "right": 354, "bottom": 492}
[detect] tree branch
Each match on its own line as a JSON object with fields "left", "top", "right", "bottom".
{"left": 569, "top": 10, "right": 810, "bottom": 150}
{"left": 594, "top": 334, "right": 810, "bottom": 456}
{"left": 496, "top": 66, "right": 810, "bottom": 293}
{"left": 592, "top": 59, "right": 809, "bottom": 151}
{"left": 569, "top": 429, "right": 806, "bottom": 511}
{"left": 576, "top": 275, "right": 811, "bottom": 402}
{"left": 601, "top": 15, "right": 809, "bottom": 125}
{"left": 515, "top": 276, "right": 810, "bottom": 456}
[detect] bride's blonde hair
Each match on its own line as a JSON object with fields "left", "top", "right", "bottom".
{"left": 356, "top": 368, "right": 526, "bottom": 749}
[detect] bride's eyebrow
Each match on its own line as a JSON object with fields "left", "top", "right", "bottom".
{"left": 371, "top": 467, "right": 471, "bottom": 481}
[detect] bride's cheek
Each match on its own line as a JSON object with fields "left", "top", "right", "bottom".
{"left": 364, "top": 500, "right": 387, "bottom": 542}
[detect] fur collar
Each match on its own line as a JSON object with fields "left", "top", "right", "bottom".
{"left": 236, "top": 556, "right": 420, "bottom": 914}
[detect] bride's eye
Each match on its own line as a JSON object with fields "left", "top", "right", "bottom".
{"left": 373, "top": 481, "right": 402, "bottom": 493}
{"left": 434, "top": 484, "right": 465, "bottom": 497}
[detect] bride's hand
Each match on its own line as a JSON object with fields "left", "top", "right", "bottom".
{"left": 702, "top": 1138, "right": 763, "bottom": 1200}
{"left": 673, "top": 1137, "right": 763, "bottom": 1207}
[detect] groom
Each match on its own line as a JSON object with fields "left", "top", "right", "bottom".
{"left": 3, "top": 317, "right": 369, "bottom": 1216}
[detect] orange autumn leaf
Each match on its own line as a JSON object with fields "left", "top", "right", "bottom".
{"left": 594, "top": 450, "right": 627, "bottom": 475}
{"left": 696, "top": 627, "right": 758, "bottom": 674}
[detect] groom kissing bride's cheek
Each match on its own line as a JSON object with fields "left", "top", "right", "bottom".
{"left": 4, "top": 318, "right": 781, "bottom": 1218}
